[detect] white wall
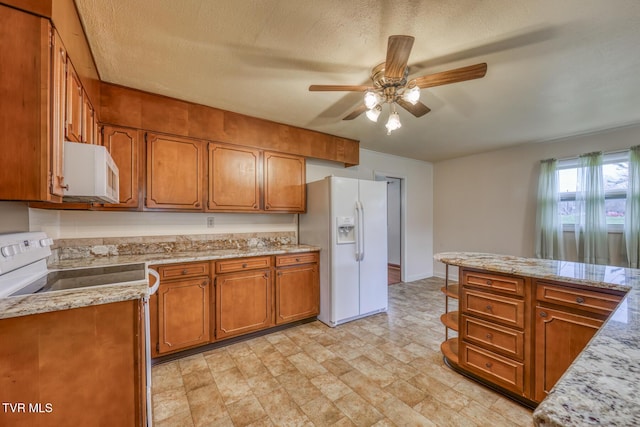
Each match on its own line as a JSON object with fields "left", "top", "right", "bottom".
{"left": 433, "top": 124, "right": 640, "bottom": 279}
{"left": 0, "top": 202, "right": 29, "bottom": 232}
{"left": 307, "top": 149, "right": 434, "bottom": 282}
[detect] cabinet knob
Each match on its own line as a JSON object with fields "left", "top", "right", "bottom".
{"left": 61, "top": 184, "right": 69, "bottom": 191}
{"left": 486, "top": 333, "right": 493, "bottom": 340}
{"left": 540, "top": 311, "right": 548, "bottom": 318}
{"left": 182, "top": 269, "right": 188, "bottom": 275}
{"left": 242, "top": 263, "right": 248, "bottom": 268}
{"left": 485, "top": 362, "right": 493, "bottom": 368}
{"left": 576, "top": 297, "right": 585, "bottom": 304}
{"left": 486, "top": 279, "right": 493, "bottom": 286}
{"left": 485, "top": 305, "right": 492, "bottom": 311}
{"left": 295, "top": 258, "right": 300, "bottom": 262}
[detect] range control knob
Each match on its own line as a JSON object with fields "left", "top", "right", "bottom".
{"left": 39, "top": 238, "right": 54, "bottom": 247}
{"left": 1, "top": 245, "right": 18, "bottom": 257}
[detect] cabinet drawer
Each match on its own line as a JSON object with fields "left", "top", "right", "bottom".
{"left": 461, "top": 288, "right": 525, "bottom": 329}
{"left": 276, "top": 252, "right": 318, "bottom": 267}
{"left": 462, "top": 269, "right": 524, "bottom": 296}
{"left": 461, "top": 314, "right": 524, "bottom": 360}
{"left": 460, "top": 342, "right": 525, "bottom": 395}
{"left": 536, "top": 281, "right": 623, "bottom": 315}
{"left": 155, "top": 262, "right": 210, "bottom": 280}
{"left": 216, "top": 256, "right": 272, "bottom": 274}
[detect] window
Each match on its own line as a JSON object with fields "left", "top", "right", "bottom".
{"left": 557, "top": 151, "right": 629, "bottom": 229}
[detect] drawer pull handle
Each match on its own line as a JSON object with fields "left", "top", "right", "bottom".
{"left": 295, "top": 258, "right": 300, "bottom": 262}
{"left": 540, "top": 311, "right": 548, "bottom": 318}
{"left": 182, "top": 269, "right": 188, "bottom": 275}
{"left": 486, "top": 333, "right": 493, "bottom": 340}
{"left": 485, "top": 305, "right": 493, "bottom": 311}
{"left": 485, "top": 362, "right": 493, "bottom": 368}
{"left": 576, "top": 297, "right": 585, "bottom": 304}
{"left": 486, "top": 279, "right": 493, "bottom": 286}
{"left": 242, "top": 263, "right": 248, "bottom": 268}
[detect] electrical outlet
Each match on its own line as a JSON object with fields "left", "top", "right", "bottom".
{"left": 207, "top": 217, "right": 215, "bottom": 228}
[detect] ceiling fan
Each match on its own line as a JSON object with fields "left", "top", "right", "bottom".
{"left": 309, "top": 35, "right": 487, "bottom": 134}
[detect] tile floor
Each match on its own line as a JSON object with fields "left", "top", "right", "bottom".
{"left": 152, "top": 277, "right": 534, "bottom": 426}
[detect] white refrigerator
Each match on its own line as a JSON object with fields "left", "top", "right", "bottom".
{"left": 299, "top": 176, "right": 388, "bottom": 327}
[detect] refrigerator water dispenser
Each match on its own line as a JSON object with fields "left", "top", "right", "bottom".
{"left": 336, "top": 216, "right": 355, "bottom": 244}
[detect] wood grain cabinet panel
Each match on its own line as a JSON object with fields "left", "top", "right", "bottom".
{"left": 208, "top": 143, "right": 260, "bottom": 211}
{"left": 275, "top": 259, "right": 319, "bottom": 325}
{"left": 100, "top": 125, "right": 141, "bottom": 210}
{"left": 50, "top": 29, "right": 67, "bottom": 197}
{"left": 157, "top": 276, "right": 211, "bottom": 354}
{"left": 145, "top": 133, "right": 205, "bottom": 210}
{"left": 82, "top": 94, "right": 95, "bottom": 144}
{"left": 460, "top": 341, "right": 525, "bottom": 395}
{"left": 216, "top": 269, "right": 273, "bottom": 339}
{"left": 263, "top": 151, "right": 306, "bottom": 212}
{"left": 65, "top": 62, "right": 83, "bottom": 143}
{"left": 533, "top": 306, "right": 603, "bottom": 402}
{"left": 461, "top": 288, "right": 525, "bottom": 329}
{"left": 0, "top": 301, "right": 144, "bottom": 426}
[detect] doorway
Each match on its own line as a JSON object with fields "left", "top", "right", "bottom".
{"left": 375, "top": 174, "right": 403, "bottom": 285}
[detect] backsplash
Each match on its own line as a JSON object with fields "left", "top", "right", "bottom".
{"left": 50, "top": 232, "right": 297, "bottom": 262}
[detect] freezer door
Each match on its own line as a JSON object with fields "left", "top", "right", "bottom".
{"left": 358, "top": 179, "right": 388, "bottom": 315}
{"left": 329, "top": 177, "right": 361, "bottom": 323}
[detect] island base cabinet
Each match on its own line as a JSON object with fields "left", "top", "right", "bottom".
{"left": 0, "top": 301, "right": 144, "bottom": 427}
{"left": 275, "top": 263, "right": 319, "bottom": 324}
{"left": 534, "top": 306, "right": 603, "bottom": 402}
{"left": 216, "top": 270, "right": 273, "bottom": 340}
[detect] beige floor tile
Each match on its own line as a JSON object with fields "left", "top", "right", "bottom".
{"left": 334, "top": 392, "right": 384, "bottom": 427}
{"left": 151, "top": 278, "right": 537, "bottom": 427}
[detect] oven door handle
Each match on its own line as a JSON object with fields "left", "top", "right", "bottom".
{"left": 148, "top": 268, "right": 160, "bottom": 296}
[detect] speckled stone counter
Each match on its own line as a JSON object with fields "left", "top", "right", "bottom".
{"left": 0, "top": 244, "right": 319, "bottom": 321}
{"left": 434, "top": 252, "right": 640, "bottom": 427}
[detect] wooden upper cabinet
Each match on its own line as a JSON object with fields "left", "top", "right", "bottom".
{"left": 100, "top": 125, "right": 141, "bottom": 210}
{"left": 207, "top": 143, "right": 260, "bottom": 211}
{"left": 145, "top": 133, "right": 205, "bottom": 210}
{"left": 65, "top": 62, "right": 83, "bottom": 143}
{"left": 82, "top": 95, "right": 95, "bottom": 144}
{"left": 263, "top": 151, "right": 306, "bottom": 212}
{"left": 50, "top": 28, "right": 67, "bottom": 197}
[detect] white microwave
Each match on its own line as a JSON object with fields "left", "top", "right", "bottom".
{"left": 62, "top": 141, "right": 120, "bottom": 204}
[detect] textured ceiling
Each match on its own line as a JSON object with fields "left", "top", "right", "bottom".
{"left": 75, "top": 0, "right": 640, "bottom": 162}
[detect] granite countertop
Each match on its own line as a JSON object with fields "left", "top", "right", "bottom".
{"left": 434, "top": 252, "right": 640, "bottom": 427}
{"left": 0, "top": 244, "right": 320, "bottom": 321}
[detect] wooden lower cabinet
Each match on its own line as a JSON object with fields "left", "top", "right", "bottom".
{"left": 533, "top": 306, "right": 603, "bottom": 402}
{"left": 275, "top": 253, "right": 319, "bottom": 324}
{"left": 150, "top": 262, "right": 211, "bottom": 356}
{"left": 0, "top": 300, "right": 145, "bottom": 427}
{"left": 216, "top": 268, "right": 273, "bottom": 339}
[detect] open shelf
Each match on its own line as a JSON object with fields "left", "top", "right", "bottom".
{"left": 441, "top": 338, "right": 459, "bottom": 366}
{"left": 440, "top": 311, "right": 459, "bottom": 331}
{"left": 440, "top": 284, "right": 459, "bottom": 299}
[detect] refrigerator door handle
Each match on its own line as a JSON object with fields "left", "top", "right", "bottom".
{"left": 354, "top": 202, "right": 361, "bottom": 261}
{"left": 358, "top": 200, "right": 365, "bottom": 261}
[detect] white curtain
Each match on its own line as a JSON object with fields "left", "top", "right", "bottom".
{"left": 574, "top": 152, "right": 609, "bottom": 264}
{"left": 625, "top": 145, "right": 640, "bottom": 268}
{"left": 535, "top": 159, "right": 564, "bottom": 259}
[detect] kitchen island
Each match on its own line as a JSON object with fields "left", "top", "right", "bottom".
{"left": 434, "top": 252, "right": 640, "bottom": 427}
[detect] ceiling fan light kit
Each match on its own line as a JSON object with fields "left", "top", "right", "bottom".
{"left": 309, "top": 35, "right": 488, "bottom": 135}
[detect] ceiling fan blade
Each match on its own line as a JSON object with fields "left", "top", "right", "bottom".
{"left": 309, "top": 85, "right": 371, "bottom": 92}
{"left": 413, "top": 63, "right": 487, "bottom": 89}
{"left": 343, "top": 104, "right": 368, "bottom": 120}
{"left": 396, "top": 99, "right": 431, "bottom": 117}
{"left": 384, "top": 35, "right": 415, "bottom": 79}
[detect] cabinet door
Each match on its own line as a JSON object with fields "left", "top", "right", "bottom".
{"left": 145, "top": 133, "right": 205, "bottom": 210}
{"left": 263, "top": 151, "right": 306, "bottom": 212}
{"left": 157, "top": 277, "right": 211, "bottom": 354}
{"left": 275, "top": 264, "right": 319, "bottom": 324}
{"left": 50, "top": 29, "right": 67, "bottom": 197}
{"left": 534, "top": 306, "right": 603, "bottom": 402}
{"left": 82, "top": 95, "right": 94, "bottom": 144}
{"left": 65, "top": 63, "right": 83, "bottom": 143}
{"left": 207, "top": 143, "right": 260, "bottom": 211}
{"left": 101, "top": 126, "right": 141, "bottom": 209}
{"left": 216, "top": 270, "right": 272, "bottom": 339}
